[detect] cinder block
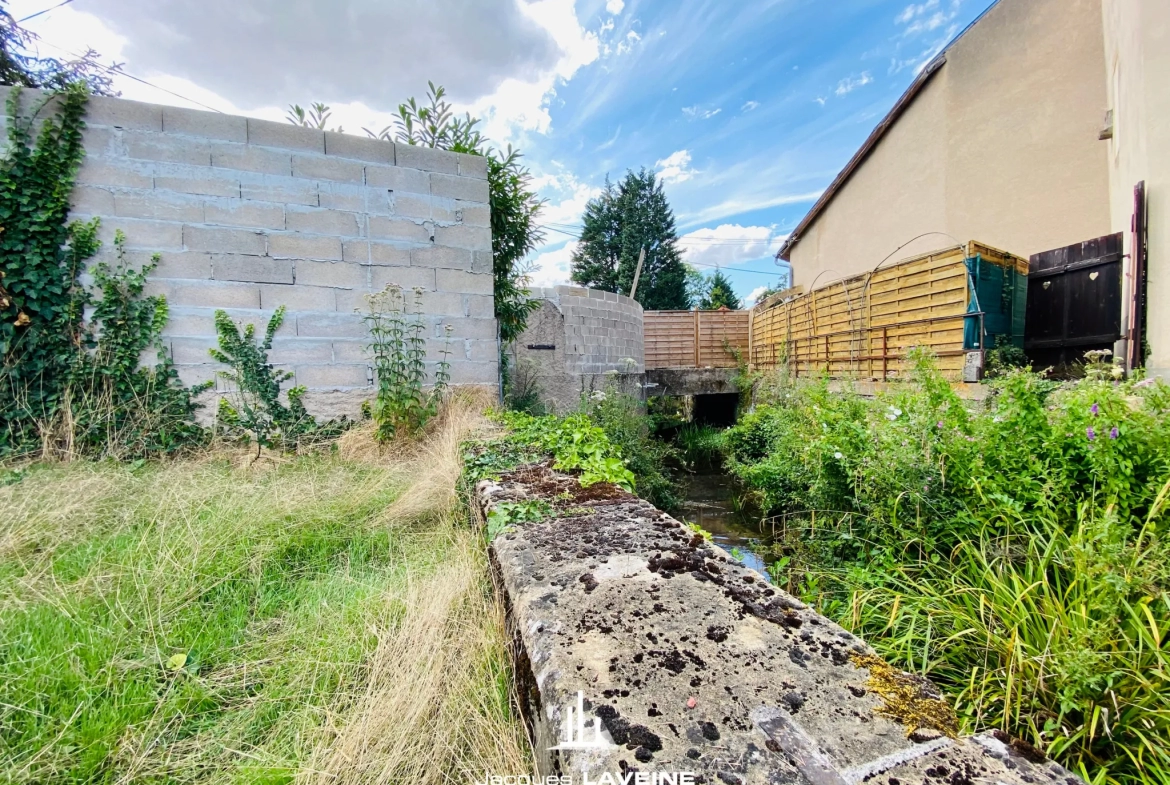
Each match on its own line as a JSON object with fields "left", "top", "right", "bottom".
{"left": 429, "top": 172, "right": 489, "bottom": 203}
{"left": 81, "top": 125, "right": 122, "bottom": 157}
{"left": 464, "top": 338, "right": 499, "bottom": 362}
{"left": 269, "top": 234, "right": 343, "bottom": 262}
{"left": 162, "top": 106, "right": 248, "bottom": 142}
{"left": 369, "top": 265, "right": 437, "bottom": 292}
{"left": 146, "top": 279, "right": 261, "bottom": 309}
{"left": 204, "top": 198, "right": 286, "bottom": 230}
{"left": 436, "top": 268, "right": 494, "bottom": 295}
{"left": 369, "top": 215, "right": 432, "bottom": 244}
{"left": 395, "top": 143, "right": 459, "bottom": 175}
{"left": 471, "top": 250, "right": 493, "bottom": 274}
{"left": 76, "top": 158, "right": 154, "bottom": 189}
{"left": 411, "top": 245, "right": 473, "bottom": 270}
{"left": 334, "top": 288, "right": 377, "bottom": 314}
{"left": 247, "top": 118, "right": 325, "bottom": 153}
{"left": 240, "top": 175, "right": 319, "bottom": 206}
{"left": 70, "top": 185, "right": 115, "bottom": 216}
{"left": 291, "top": 153, "right": 364, "bottom": 183}
{"left": 99, "top": 218, "right": 184, "bottom": 250}
{"left": 449, "top": 361, "right": 499, "bottom": 385}
{"left": 212, "top": 254, "right": 294, "bottom": 284}
{"left": 150, "top": 251, "right": 214, "bottom": 280}
{"left": 160, "top": 308, "right": 216, "bottom": 337}
{"left": 184, "top": 225, "right": 267, "bottom": 255}
{"left": 368, "top": 242, "right": 411, "bottom": 266}
{"left": 155, "top": 170, "right": 241, "bottom": 198}
{"left": 430, "top": 198, "right": 459, "bottom": 224}
{"left": 319, "top": 182, "right": 367, "bottom": 212}
{"left": 465, "top": 293, "right": 496, "bottom": 319}
{"left": 286, "top": 205, "right": 364, "bottom": 237}
{"left": 167, "top": 336, "right": 219, "bottom": 364}
{"left": 417, "top": 290, "right": 468, "bottom": 317}
{"left": 456, "top": 152, "right": 489, "bottom": 180}
{"left": 123, "top": 130, "right": 212, "bottom": 166}
{"left": 295, "top": 259, "right": 365, "bottom": 288}
{"left": 267, "top": 338, "right": 334, "bottom": 364}
{"left": 434, "top": 224, "right": 491, "bottom": 251}
{"left": 295, "top": 364, "right": 369, "bottom": 389}
{"left": 388, "top": 191, "right": 433, "bottom": 221}
{"left": 440, "top": 316, "right": 498, "bottom": 341}
{"left": 86, "top": 95, "right": 163, "bottom": 131}
{"left": 456, "top": 202, "right": 490, "bottom": 227}
{"left": 365, "top": 164, "right": 430, "bottom": 193}
{"left": 324, "top": 131, "right": 394, "bottom": 165}
{"left": 332, "top": 339, "right": 369, "bottom": 363}
{"left": 258, "top": 283, "right": 337, "bottom": 312}
{"left": 295, "top": 312, "right": 367, "bottom": 338}
{"left": 174, "top": 363, "right": 218, "bottom": 389}
{"left": 342, "top": 239, "right": 370, "bottom": 263}
{"left": 211, "top": 142, "right": 292, "bottom": 176}
{"left": 115, "top": 190, "right": 205, "bottom": 222}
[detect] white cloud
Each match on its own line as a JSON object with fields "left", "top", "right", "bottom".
{"left": 655, "top": 149, "right": 696, "bottom": 184}
{"left": 615, "top": 29, "right": 642, "bottom": 56}
{"left": 606, "top": 0, "right": 626, "bottom": 14}
{"left": 679, "top": 190, "right": 822, "bottom": 229}
{"left": 677, "top": 224, "right": 786, "bottom": 268}
{"left": 835, "top": 71, "right": 873, "bottom": 96}
{"left": 528, "top": 240, "right": 578, "bottom": 287}
{"left": 896, "top": 0, "right": 939, "bottom": 24}
{"left": 741, "top": 100, "right": 760, "bottom": 112}
{"left": 744, "top": 286, "right": 771, "bottom": 307}
{"left": 682, "top": 105, "right": 722, "bottom": 121}
{"left": 814, "top": 96, "right": 827, "bottom": 106}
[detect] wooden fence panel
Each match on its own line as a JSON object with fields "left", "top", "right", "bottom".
{"left": 644, "top": 309, "right": 751, "bottom": 369}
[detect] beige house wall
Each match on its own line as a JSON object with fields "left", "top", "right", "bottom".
{"left": 1101, "top": 0, "right": 1170, "bottom": 377}
{"left": 789, "top": 0, "right": 1111, "bottom": 290}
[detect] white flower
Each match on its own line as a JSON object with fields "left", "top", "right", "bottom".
{"left": 589, "top": 390, "right": 607, "bottom": 401}
{"left": 834, "top": 452, "right": 843, "bottom": 460}
{"left": 885, "top": 406, "right": 902, "bottom": 421}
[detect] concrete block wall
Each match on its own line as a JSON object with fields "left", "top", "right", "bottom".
{"left": 2, "top": 88, "right": 499, "bottom": 417}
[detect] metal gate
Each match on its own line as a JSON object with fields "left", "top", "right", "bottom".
{"left": 1024, "top": 233, "right": 1123, "bottom": 368}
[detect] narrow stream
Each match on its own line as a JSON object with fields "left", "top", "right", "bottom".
{"left": 680, "top": 474, "right": 777, "bottom": 579}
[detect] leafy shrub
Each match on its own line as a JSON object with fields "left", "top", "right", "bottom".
{"left": 587, "top": 387, "right": 681, "bottom": 510}
{"left": 361, "top": 283, "right": 452, "bottom": 439}
{"left": 675, "top": 424, "right": 725, "bottom": 472}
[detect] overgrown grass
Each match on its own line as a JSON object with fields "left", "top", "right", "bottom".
{"left": 0, "top": 398, "right": 530, "bottom": 784}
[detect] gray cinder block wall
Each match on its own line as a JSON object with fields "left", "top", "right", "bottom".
{"left": 1, "top": 87, "right": 499, "bottom": 418}
{"left": 511, "top": 286, "right": 644, "bottom": 413}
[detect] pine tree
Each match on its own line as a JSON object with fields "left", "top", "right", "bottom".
{"left": 699, "top": 269, "right": 742, "bottom": 310}
{"left": 570, "top": 169, "right": 689, "bottom": 310}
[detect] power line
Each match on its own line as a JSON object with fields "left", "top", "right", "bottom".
{"left": 19, "top": 0, "right": 77, "bottom": 23}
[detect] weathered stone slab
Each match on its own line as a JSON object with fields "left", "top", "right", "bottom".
{"left": 479, "top": 465, "right": 1081, "bottom": 785}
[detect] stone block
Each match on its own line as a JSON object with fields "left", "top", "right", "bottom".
{"left": 267, "top": 338, "right": 334, "bottom": 364}
{"left": 295, "top": 259, "right": 365, "bottom": 288}
{"left": 324, "top": 131, "right": 394, "bottom": 165}
{"left": 363, "top": 186, "right": 394, "bottom": 216}
{"left": 441, "top": 316, "right": 498, "bottom": 341}
{"left": 465, "top": 293, "right": 496, "bottom": 319}
{"left": 410, "top": 245, "right": 472, "bottom": 270}
{"left": 436, "top": 268, "right": 494, "bottom": 295}
{"left": 456, "top": 152, "right": 488, "bottom": 179}
{"left": 369, "top": 265, "right": 439, "bottom": 293}
{"left": 455, "top": 201, "right": 490, "bottom": 227}
{"left": 448, "top": 361, "right": 499, "bottom": 385}
{"left": 146, "top": 279, "right": 260, "bottom": 309}
{"left": 395, "top": 143, "right": 459, "bottom": 174}
{"left": 162, "top": 106, "right": 248, "bottom": 142}
{"left": 149, "top": 251, "right": 214, "bottom": 280}
{"left": 295, "top": 312, "right": 367, "bottom": 338}
{"left": 123, "top": 130, "right": 212, "bottom": 166}
{"left": 471, "top": 250, "right": 493, "bottom": 274}
{"left": 239, "top": 175, "right": 319, "bottom": 206}
{"left": 99, "top": 218, "right": 185, "bottom": 250}
{"left": 155, "top": 170, "right": 241, "bottom": 198}
{"left": 342, "top": 239, "right": 370, "bottom": 263}
{"left": 291, "top": 153, "right": 365, "bottom": 184}
{"left": 184, "top": 225, "right": 267, "bottom": 255}
{"left": 429, "top": 172, "right": 489, "bottom": 202}
{"left": 204, "top": 198, "right": 286, "bottom": 230}
{"left": 318, "top": 182, "right": 367, "bottom": 212}
{"left": 258, "top": 283, "right": 337, "bottom": 312}
{"left": 285, "top": 205, "right": 364, "bottom": 237}
{"left": 81, "top": 125, "right": 121, "bottom": 156}
{"left": 268, "top": 234, "right": 343, "bottom": 261}
{"left": 247, "top": 118, "right": 325, "bottom": 153}
{"left": 210, "top": 142, "right": 293, "bottom": 176}
{"left": 70, "top": 185, "right": 115, "bottom": 216}
{"left": 390, "top": 192, "right": 434, "bottom": 220}
{"left": 434, "top": 223, "right": 491, "bottom": 251}
{"left": 212, "top": 254, "right": 294, "bottom": 284}
{"left": 333, "top": 288, "right": 375, "bottom": 314}
{"left": 86, "top": 95, "right": 163, "bottom": 131}
{"left": 167, "top": 336, "right": 218, "bottom": 364}
{"left": 368, "top": 242, "right": 412, "bottom": 266}
{"left": 160, "top": 308, "right": 216, "bottom": 337}
{"left": 299, "top": 387, "right": 372, "bottom": 419}
{"left": 365, "top": 164, "right": 431, "bottom": 193}
{"left": 464, "top": 338, "right": 499, "bottom": 362}
{"left": 368, "top": 215, "right": 432, "bottom": 244}
{"left": 174, "top": 363, "right": 218, "bottom": 389}
{"left": 115, "top": 190, "right": 205, "bottom": 222}
{"left": 76, "top": 158, "right": 154, "bottom": 189}
{"left": 332, "top": 339, "right": 369, "bottom": 363}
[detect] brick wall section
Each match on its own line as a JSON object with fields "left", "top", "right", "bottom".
{"left": 533, "top": 286, "right": 644, "bottom": 373}
{"left": 1, "top": 88, "right": 499, "bottom": 417}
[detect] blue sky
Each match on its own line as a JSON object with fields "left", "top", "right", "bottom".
{"left": 14, "top": 0, "right": 992, "bottom": 305}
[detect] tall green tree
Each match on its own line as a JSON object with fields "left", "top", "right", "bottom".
{"left": 698, "top": 269, "right": 741, "bottom": 310}
{"left": 570, "top": 169, "right": 689, "bottom": 310}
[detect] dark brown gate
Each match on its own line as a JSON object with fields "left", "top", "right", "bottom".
{"left": 1024, "top": 233, "right": 1123, "bottom": 368}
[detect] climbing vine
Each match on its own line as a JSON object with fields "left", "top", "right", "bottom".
{"left": 0, "top": 85, "right": 206, "bottom": 458}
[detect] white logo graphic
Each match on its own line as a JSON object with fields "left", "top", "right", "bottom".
{"left": 549, "top": 692, "right": 613, "bottom": 750}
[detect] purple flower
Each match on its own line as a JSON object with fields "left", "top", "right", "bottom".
{"left": 1110, "top": 426, "right": 1119, "bottom": 440}
{"left": 937, "top": 421, "right": 944, "bottom": 429}
{"left": 1086, "top": 427, "right": 1096, "bottom": 441}
{"left": 1090, "top": 403, "right": 1099, "bottom": 416}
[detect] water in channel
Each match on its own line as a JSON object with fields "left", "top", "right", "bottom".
{"left": 680, "top": 474, "right": 778, "bottom": 580}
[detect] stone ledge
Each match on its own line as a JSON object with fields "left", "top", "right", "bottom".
{"left": 479, "top": 464, "right": 1081, "bottom": 785}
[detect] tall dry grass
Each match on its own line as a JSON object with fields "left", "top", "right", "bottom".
{"left": 0, "top": 391, "right": 531, "bottom": 784}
